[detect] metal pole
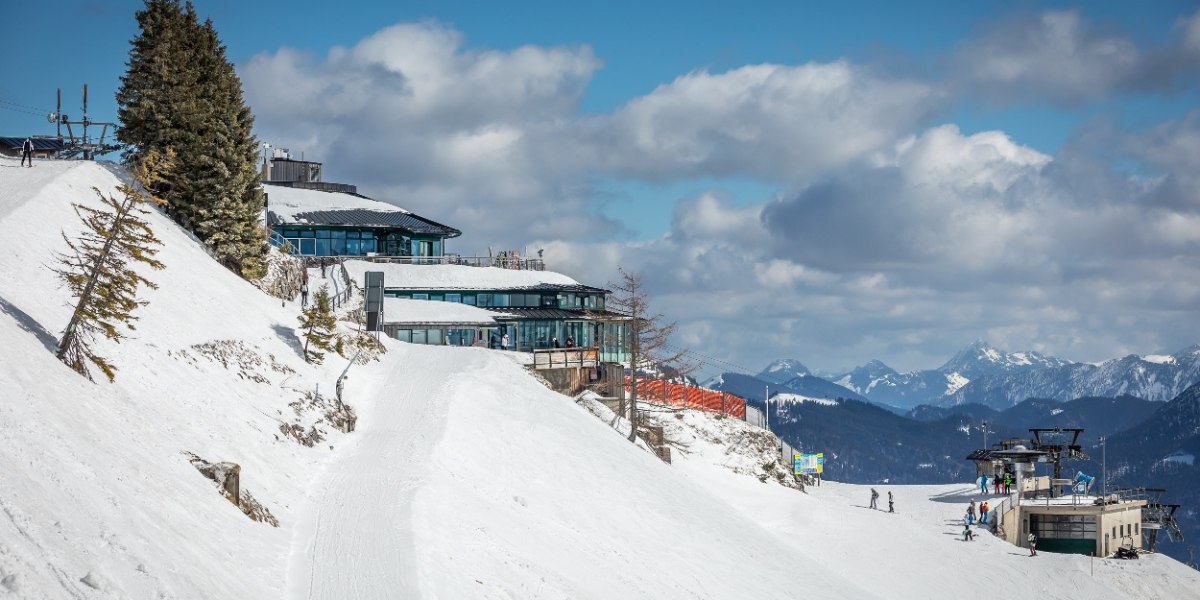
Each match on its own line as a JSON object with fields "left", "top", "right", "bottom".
{"left": 1100, "top": 436, "right": 1106, "bottom": 499}
{"left": 982, "top": 421, "right": 988, "bottom": 450}
{"left": 764, "top": 385, "right": 770, "bottom": 430}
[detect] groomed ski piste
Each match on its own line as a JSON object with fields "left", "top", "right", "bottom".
{"left": 1, "top": 156, "right": 1198, "bottom": 599}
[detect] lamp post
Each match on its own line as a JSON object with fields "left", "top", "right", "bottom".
{"left": 982, "top": 421, "right": 989, "bottom": 450}
{"left": 764, "top": 384, "right": 770, "bottom": 431}
{"left": 1100, "top": 436, "right": 1107, "bottom": 498}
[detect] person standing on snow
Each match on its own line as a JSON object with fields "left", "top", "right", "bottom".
{"left": 888, "top": 490, "right": 894, "bottom": 513}
{"left": 963, "top": 516, "right": 975, "bottom": 541}
{"left": 967, "top": 501, "right": 976, "bottom": 525}
{"left": 1028, "top": 533, "right": 1037, "bottom": 556}
{"left": 501, "top": 333, "right": 510, "bottom": 351}
{"left": 980, "top": 501, "right": 990, "bottom": 524}
{"left": 20, "top": 137, "right": 34, "bottom": 167}
{"left": 1004, "top": 472, "right": 1013, "bottom": 495}
{"left": 869, "top": 488, "right": 879, "bottom": 510}
{"left": 980, "top": 474, "right": 988, "bottom": 494}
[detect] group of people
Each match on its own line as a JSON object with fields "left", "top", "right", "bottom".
{"left": 868, "top": 488, "right": 895, "bottom": 513}
{"left": 551, "top": 335, "right": 575, "bottom": 348}
{"left": 979, "top": 472, "right": 1014, "bottom": 495}
{"left": 963, "top": 498, "right": 996, "bottom": 541}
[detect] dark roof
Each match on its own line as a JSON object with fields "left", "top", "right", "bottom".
{"left": 0, "top": 137, "right": 67, "bottom": 151}
{"left": 485, "top": 307, "right": 631, "bottom": 321}
{"left": 268, "top": 209, "right": 461, "bottom": 238}
{"left": 387, "top": 282, "right": 607, "bottom": 293}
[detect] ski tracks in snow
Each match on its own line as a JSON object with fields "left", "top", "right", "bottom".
{"left": 287, "top": 345, "right": 488, "bottom": 600}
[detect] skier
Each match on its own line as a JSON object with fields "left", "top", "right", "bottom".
{"left": 20, "top": 137, "right": 34, "bottom": 167}
{"left": 1004, "top": 472, "right": 1013, "bottom": 495}
{"left": 501, "top": 333, "right": 510, "bottom": 351}
{"left": 887, "top": 490, "right": 894, "bottom": 513}
{"left": 967, "top": 501, "right": 976, "bottom": 525}
{"left": 963, "top": 516, "right": 975, "bottom": 541}
{"left": 994, "top": 475, "right": 1002, "bottom": 495}
{"left": 980, "top": 501, "right": 990, "bottom": 524}
{"left": 869, "top": 488, "right": 879, "bottom": 510}
{"left": 1028, "top": 533, "right": 1037, "bottom": 556}
{"left": 979, "top": 474, "right": 988, "bottom": 494}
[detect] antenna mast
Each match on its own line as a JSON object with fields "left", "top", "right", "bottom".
{"left": 47, "top": 84, "right": 120, "bottom": 159}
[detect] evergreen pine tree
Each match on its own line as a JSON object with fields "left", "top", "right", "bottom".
{"left": 55, "top": 151, "right": 173, "bottom": 382}
{"left": 117, "top": 1, "right": 266, "bottom": 278}
{"left": 298, "top": 285, "right": 338, "bottom": 364}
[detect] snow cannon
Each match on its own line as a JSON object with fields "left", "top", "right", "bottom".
{"left": 1072, "top": 471, "right": 1095, "bottom": 495}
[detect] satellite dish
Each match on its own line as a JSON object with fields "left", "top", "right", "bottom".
{"left": 47, "top": 112, "right": 58, "bottom": 123}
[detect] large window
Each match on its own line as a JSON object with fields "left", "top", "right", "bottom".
{"left": 1031, "top": 514, "right": 1096, "bottom": 539}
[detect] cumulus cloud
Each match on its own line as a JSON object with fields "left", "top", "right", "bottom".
{"left": 583, "top": 61, "right": 943, "bottom": 181}
{"left": 546, "top": 122, "right": 1200, "bottom": 374}
{"left": 243, "top": 23, "right": 940, "bottom": 253}
{"left": 953, "top": 9, "right": 1200, "bottom": 105}
{"left": 242, "top": 21, "right": 612, "bottom": 251}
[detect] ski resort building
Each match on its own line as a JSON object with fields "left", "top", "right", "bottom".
{"left": 343, "top": 260, "right": 630, "bottom": 362}
{"left": 966, "top": 432, "right": 1166, "bottom": 557}
{"left": 265, "top": 153, "right": 630, "bottom": 362}
{"left": 263, "top": 153, "right": 461, "bottom": 259}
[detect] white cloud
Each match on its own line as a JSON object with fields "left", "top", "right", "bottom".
{"left": 953, "top": 9, "right": 1199, "bottom": 105}
{"left": 587, "top": 61, "right": 943, "bottom": 181}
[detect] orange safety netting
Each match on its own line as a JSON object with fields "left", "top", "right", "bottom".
{"left": 625, "top": 378, "right": 746, "bottom": 419}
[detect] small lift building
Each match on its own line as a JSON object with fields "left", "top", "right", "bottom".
{"left": 966, "top": 428, "right": 1153, "bottom": 557}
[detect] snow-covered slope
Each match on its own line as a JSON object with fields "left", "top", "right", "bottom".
{"left": 2, "top": 156, "right": 1198, "bottom": 599}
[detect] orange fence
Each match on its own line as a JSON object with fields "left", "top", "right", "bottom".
{"left": 626, "top": 378, "right": 746, "bottom": 419}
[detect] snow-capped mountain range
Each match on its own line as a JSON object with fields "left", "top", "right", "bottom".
{"left": 750, "top": 341, "right": 1200, "bottom": 411}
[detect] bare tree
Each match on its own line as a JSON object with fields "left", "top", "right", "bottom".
{"left": 607, "top": 267, "right": 691, "bottom": 442}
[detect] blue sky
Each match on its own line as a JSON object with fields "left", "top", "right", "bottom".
{"left": 3, "top": 1, "right": 1200, "bottom": 375}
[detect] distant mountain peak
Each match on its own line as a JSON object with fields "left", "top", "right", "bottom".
{"left": 757, "top": 359, "right": 809, "bottom": 383}
{"left": 937, "top": 341, "right": 1069, "bottom": 378}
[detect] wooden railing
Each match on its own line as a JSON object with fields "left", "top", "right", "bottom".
{"left": 532, "top": 347, "right": 599, "bottom": 369}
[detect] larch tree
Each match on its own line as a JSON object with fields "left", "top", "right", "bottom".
{"left": 298, "top": 285, "right": 338, "bottom": 364}
{"left": 117, "top": 0, "right": 267, "bottom": 279}
{"left": 55, "top": 151, "right": 174, "bottom": 382}
{"left": 606, "top": 267, "right": 691, "bottom": 442}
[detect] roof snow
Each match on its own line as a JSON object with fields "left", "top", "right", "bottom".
{"left": 343, "top": 260, "right": 588, "bottom": 290}
{"left": 264, "top": 183, "right": 412, "bottom": 222}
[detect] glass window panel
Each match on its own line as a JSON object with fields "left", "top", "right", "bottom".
{"left": 346, "top": 239, "right": 360, "bottom": 255}
{"left": 463, "top": 294, "right": 477, "bottom": 305}
{"left": 411, "top": 329, "right": 427, "bottom": 345}
{"left": 395, "top": 329, "right": 411, "bottom": 343}
{"left": 493, "top": 293, "right": 509, "bottom": 306}
{"left": 477, "top": 294, "right": 492, "bottom": 307}
{"left": 301, "top": 239, "right": 316, "bottom": 255}
{"left": 428, "top": 329, "right": 443, "bottom": 345}
{"left": 542, "top": 295, "right": 556, "bottom": 307}
{"left": 314, "top": 239, "right": 329, "bottom": 256}
{"left": 332, "top": 231, "right": 347, "bottom": 255}
{"left": 431, "top": 294, "right": 444, "bottom": 302}
{"left": 412, "top": 293, "right": 429, "bottom": 300}
{"left": 315, "top": 230, "right": 328, "bottom": 238}
{"left": 446, "top": 294, "right": 462, "bottom": 303}
{"left": 301, "top": 230, "right": 316, "bottom": 238}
